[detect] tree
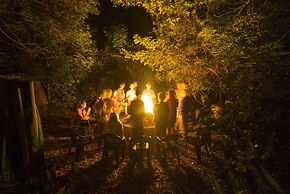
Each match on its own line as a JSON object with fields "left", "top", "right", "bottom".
{"left": 0, "top": 0, "right": 99, "bottom": 110}
{"left": 85, "top": 7, "right": 156, "bottom": 96}
{"left": 113, "top": 0, "right": 290, "bottom": 192}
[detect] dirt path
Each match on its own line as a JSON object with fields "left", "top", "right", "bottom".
{"left": 42, "top": 113, "right": 219, "bottom": 194}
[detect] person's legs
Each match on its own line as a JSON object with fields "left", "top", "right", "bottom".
{"left": 124, "top": 102, "right": 128, "bottom": 115}
{"left": 161, "top": 124, "right": 167, "bottom": 138}
{"left": 177, "top": 114, "right": 183, "bottom": 135}
{"left": 131, "top": 127, "right": 137, "bottom": 139}
{"left": 156, "top": 125, "right": 162, "bottom": 138}
{"left": 97, "top": 123, "right": 105, "bottom": 147}
{"left": 182, "top": 114, "right": 189, "bottom": 137}
{"left": 167, "top": 121, "right": 173, "bottom": 135}
{"left": 132, "top": 118, "right": 144, "bottom": 137}
{"left": 117, "top": 102, "right": 124, "bottom": 116}
{"left": 89, "top": 118, "right": 98, "bottom": 137}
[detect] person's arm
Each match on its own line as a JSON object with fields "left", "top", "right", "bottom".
{"left": 128, "top": 101, "right": 132, "bottom": 115}
{"left": 77, "top": 108, "right": 85, "bottom": 120}
{"left": 121, "top": 124, "right": 124, "bottom": 137}
{"left": 87, "top": 107, "right": 91, "bottom": 115}
{"left": 126, "top": 91, "right": 131, "bottom": 101}
{"left": 119, "top": 123, "right": 124, "bottom": 137}
{"left": 141, "top": 101, "right": 146, "bottom": 117}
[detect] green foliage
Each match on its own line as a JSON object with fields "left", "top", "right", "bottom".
{"left": 87, "top": 21, "right": 155, "bottom": 94}
{"left": 114, "top": 0, "right": 290, "bottom": 192}
{"left": 105, "top": 23, "right": 129, "bottom": 50}
{"left": 0, "top": 0, "right": 99, "bottom": 111}
{"left": 210, "top": 176, "right": 226, "bottom": 194}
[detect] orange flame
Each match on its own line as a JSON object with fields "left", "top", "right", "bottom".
{"left": 141, "top": 93, "right": 154, "bottom": 114}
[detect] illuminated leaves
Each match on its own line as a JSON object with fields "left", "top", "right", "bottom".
{"left": 0, "top": 0, "right": 98, "bottom": 83}
{"left": 108, "top": 24, "right": 129, "bottom": 49}
{"left": 112, "top": 1, "right": 288, "bottom": 193}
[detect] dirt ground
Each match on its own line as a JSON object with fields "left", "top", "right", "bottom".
{"left": 42, "top": 113, "right": 222, "bottom": 194}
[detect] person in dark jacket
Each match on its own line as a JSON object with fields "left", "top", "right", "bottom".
{"left": 154, "top": 92, "right": 169, "bottom": 138}
{"left": 128, "top": 90, "right": 145, "bottom": 138}
{"left": 181, "top": 89, "right": 193, "bottom": 137}
{"left": 104, "top": 112, "right": 124, "bottom": 138}
{"left": 167, "top": 89, "right": 178, "bottom": 135}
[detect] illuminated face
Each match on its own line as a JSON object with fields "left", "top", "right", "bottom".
{"left": 120, "top": 83, "right": 125, "bottom": 89}
{"left": 146, "top": 83, "right": 151, "bottom": 89}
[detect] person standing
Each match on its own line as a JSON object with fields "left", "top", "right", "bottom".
{"left": 103, "top": 112, "right": 125, "bottom": 163}
{"left": 76, "top": 101, "right": 97, "bottom": 138}
{"left": 117, "top": 82, "right": 126, "bottom": 102}
{"left": 96, "top": 89, "right": 112, "bottom": 144}
{"left": 110, "top": 90, "right": 119, "bottom": 113}
{"left": 128, "top": 90, "right": 145, "bottom": 138}
{"left": 93, "top": 93, "right": 104, "bottom": 146}
{"left": 77, "top": 101, "right": 92, "bottom": 121}
{"left": 142, "top": 83, "right": 155, "bottom": 99}
{"left": 181, "top": 89, "right": 193, "bottom": 137}
{"left": 167, "top": 89, "right": 179, "bottom": 135}
{"left": 154, "top": 92, "right": 169, "bottom": 138}
{"left": 102, "top": 89, "right": 113, "bottom": 123}
{"left": 142, "top": 83, "right": 156, "bottom": 113}
{"left": 117, "top": 82, "right": 127, "bottom": 115}
{"left": 104, "top": 112, "right": 124, "bottom": 138}
{"left": 126, "top": 83, "right": 137, "bottom": 105}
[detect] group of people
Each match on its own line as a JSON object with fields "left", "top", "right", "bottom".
{"left": 76, "top": 82, "right": 197, "bottom": 141}
{"left": 154, "top": 88, "right": 194, "bottom": 138}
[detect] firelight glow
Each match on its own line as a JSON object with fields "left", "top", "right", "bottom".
{"left": 141, "top": 93, "right": 154, "bottom": 114}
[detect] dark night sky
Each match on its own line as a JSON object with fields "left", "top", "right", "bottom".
{"left": 87, "top": 0, "right": 153, "bottom": 49}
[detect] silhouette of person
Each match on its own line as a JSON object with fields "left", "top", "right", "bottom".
{"left": 181, "top": 89, "right": 193, "bottom": 137}
{"left": 128, "top": 90, "right": 145, "bottom": 138}
{"left": 167, "top": 89, "right": 179, "bottom": 134}
{"left": 104, "top": 112, "right": 124, "bottom": 138}
{"left": 154, "top": 92, "right": 169, "bottom": 138}
{"left": 117, "top": 82, "right": 127, "bottom": 115}
{"left": 110, "top": 90, "right": 119, "bottom": 113}
{"left": 77, "top": 101, "right": 91, "bottom": 121}
{"left": 117, "top": 82, "right": 126, "bottom": 103}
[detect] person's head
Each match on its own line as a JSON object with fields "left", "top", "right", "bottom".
{"left": 95, "top": 92, "right": 101, "bottom": 99}
{"left": 101, "top": 89, "right": 107, "bottom": 99}
{"left": 120, "top": 82, "right": 126, "bottom": 89}
{"left": 106, "top": 89, "right": 112, "bottom": 98}
{"left": 112, "top": 90, "right": 118, "bottom": 97}
{"left": 129, "top": 83, "right": 135, "bottom": 90}
{"left": 146, "top": 83, "right": 151, "bottom": 89}
{"left": 158, "top": 92, "right": 166, "bottom": 102}
{"left": 169, "top": 89, "right": 176, "bottom": 98}
{"left": 81, "top": 101, "right": 87, "bottom": 108}
{"left": 182, "top": 89, "right": 189, "bottom": 97}
{"left": 109, "top": 112, "right": 119, "bottom": 122}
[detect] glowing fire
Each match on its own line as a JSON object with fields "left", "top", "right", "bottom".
{"left": 141, "top": 93, "right": 154, "bottom": 114}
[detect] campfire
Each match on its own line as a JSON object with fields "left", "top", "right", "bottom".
{"left": 121, "top": 93, "right": 155, "bottom": 128}
{"left": 121, "top": 113, "right": 154, "bottom": 129}
{"left": 141, "top": 92, "right": 155, "bottom": 128}
{"left": 141, "top": 93, "right": 154, "bottom": 114}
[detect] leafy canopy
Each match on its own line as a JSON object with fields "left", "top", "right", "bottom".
{"left": 0, "top": 0, "right": 100, "bottom": 110}
{"left": 112, "top": 0, "right": 290, "bottom": 192}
